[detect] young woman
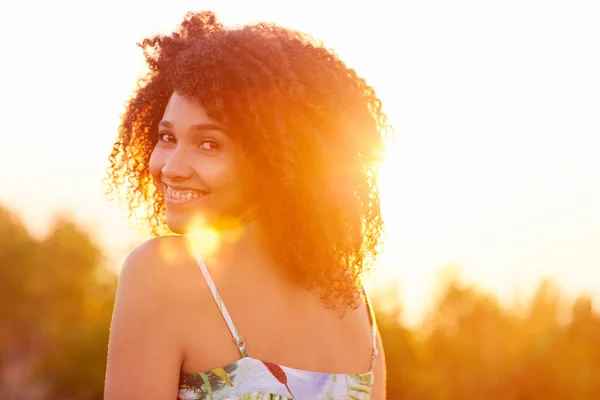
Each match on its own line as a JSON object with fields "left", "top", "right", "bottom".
{"left": 104, "top": 10, "right": 389, "bottom": 400}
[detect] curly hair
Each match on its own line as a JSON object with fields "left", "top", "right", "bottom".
{"left": 106, "top": 11, "right": 391, "bottom": 310}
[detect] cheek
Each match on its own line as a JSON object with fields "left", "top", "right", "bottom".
{"left": 202, "top": 157, "right": 255, "bottom": 198}
{"left": 198, "top": 161, "right": 236, "bottom": 188}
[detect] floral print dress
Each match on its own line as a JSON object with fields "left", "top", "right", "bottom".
{"left": 177, "top": 251, "right": 379, "bottom": 400}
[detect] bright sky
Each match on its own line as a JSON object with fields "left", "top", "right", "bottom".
{"left": 1, "top": 0, "right": 599, "bottom": 323}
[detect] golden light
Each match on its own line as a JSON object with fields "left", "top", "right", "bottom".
{"left": 182, "top": 215, "right": 222, "bottom": 261}
{"left": 0, "top": 0, "right": 596, "bottom": 326}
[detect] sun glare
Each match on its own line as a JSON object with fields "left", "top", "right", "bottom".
{"left": 182, "top": 215, "right": 222, "bottom": 259}
{"left": 0, "top": 0, "right": 597, "bottom": 327}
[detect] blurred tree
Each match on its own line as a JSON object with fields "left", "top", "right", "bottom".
{"left": 421, "top": 279, "right": 520, "bottom": 400}
{"left": 372, "top": 284, "right": 433, "bottom": 399}
{"left": 31, "top": 218, "right": 116, "bottom": 400}
{"left": 0, "top": 207, "right": 38, "bottom": 364}
{"left": 0, "top": 206, "right": 116, "bottom": 400}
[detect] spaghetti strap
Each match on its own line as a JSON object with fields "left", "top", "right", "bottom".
{"left": 192, "top": 250, "right": 249, "bottom": 358}
{"left": 362, "top": 288, "right": 379, "bottom": 368}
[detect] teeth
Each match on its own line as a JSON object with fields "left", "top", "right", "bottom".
{"left": 165, "top": 186, "right": 204, "bottom": 200}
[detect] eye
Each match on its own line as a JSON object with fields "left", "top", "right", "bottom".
{"left": 199, "top": 140, "right": 220, "bottom": 151}
{"left": 158, "top": 131, "right": 175, "bottom": 143}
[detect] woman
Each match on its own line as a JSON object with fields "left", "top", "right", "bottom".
{"left": 104, "top": 10, "right": 389, "bottom": 400}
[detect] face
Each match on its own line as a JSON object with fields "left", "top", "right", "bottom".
{"left": 149, "top": 92, "right": 258, "bottom": 233}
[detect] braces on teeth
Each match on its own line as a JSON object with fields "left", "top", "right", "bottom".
{"left": 166, "top": 186, "right": 203, "bottom": 200}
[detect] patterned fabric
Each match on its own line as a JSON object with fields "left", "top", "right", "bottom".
{"left": 178, "top": 251, "right": 378, "bottom": 400}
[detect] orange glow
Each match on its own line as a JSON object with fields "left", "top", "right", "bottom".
{"left": 0, "top": 0, "right": 598, "bottom": 326}
{"left": 183, "top": 215, "right": 222, "bottom": 260}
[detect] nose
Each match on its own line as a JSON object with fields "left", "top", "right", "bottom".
{"left": 161, "top": 147, "right": 194, "bottom": 181}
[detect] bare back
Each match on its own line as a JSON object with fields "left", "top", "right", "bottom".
{"left": 105, "top": 236, "right": 386, "bottom": 399}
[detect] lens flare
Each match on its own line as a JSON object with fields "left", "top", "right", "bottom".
{"left": 183, "top": 214, "right": 222, "bottom": 259}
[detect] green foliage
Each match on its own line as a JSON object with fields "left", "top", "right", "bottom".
{"left": 1, "top": 204, "right": 599, "bottom": 399}
{"left": 0, "top": 206, "right": 115, "bottom": 400}
{"left": 377, "top": 277, "right": 600, "bottom": 400}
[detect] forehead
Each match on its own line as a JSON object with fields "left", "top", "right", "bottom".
{"left": 162, "top": 92, "right": 214, "bottom": 125}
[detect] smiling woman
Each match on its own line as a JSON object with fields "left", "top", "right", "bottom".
{"left": 104, "top": 10, "right": 390, "bottom": 400}
{"left": 149, "top": 93, "right": 259, "bottom": 232}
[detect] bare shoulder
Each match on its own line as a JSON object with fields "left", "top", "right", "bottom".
{"left": 114, "top": 235, "right": 209, "bottom": 322}
{"left": 116, "top": 235, "right": 214, "bottom": 314}
{"left": 121, "top": 235, "right": 190, "bottom": 275}
{"left": 117, "top": 238, "right": 176, "bottom": 303}
{"left": 104, "top": 235, "right": 196, "bottom": 400}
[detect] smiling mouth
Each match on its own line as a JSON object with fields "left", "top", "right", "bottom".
{"left": 165, "top": 185, "right": 209, "bottom": 203}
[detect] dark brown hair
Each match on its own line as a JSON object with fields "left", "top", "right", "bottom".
{"left": 106, "top": 11, "right": 391, "bottom": 310}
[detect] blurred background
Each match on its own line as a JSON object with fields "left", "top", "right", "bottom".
{"left": 1, "top": 0, "right": 599, "bottom": 399}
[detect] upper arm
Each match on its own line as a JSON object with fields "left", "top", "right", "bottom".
{"left": 371, "top": 328, "right": 386, "bottom": 400}
{"left": 104, "top": 239, "right": 183, "bottom": 400}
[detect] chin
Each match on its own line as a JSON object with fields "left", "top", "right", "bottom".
{"left": 165, "top": 209, "right": 220, "bottom": 234}
{"left": 165, "top": 210, "right": 196, "bottom": 234}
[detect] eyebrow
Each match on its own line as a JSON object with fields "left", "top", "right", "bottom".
{"left": 158, "top": 120, "right": 223, "bottom": 132}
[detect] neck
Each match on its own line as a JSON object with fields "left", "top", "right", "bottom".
{"left": 225, "top": 219, "right": 297, "bottom": 288}
{"left": 187, "top": 215, "right": 263, "bottom": 269}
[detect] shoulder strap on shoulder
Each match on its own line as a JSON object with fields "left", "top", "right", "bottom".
{"left": 192, "top": 250, "right": 248, "bottom": 358}
{"left": 362, "top": 287, "right": 379, "bottom": 368}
